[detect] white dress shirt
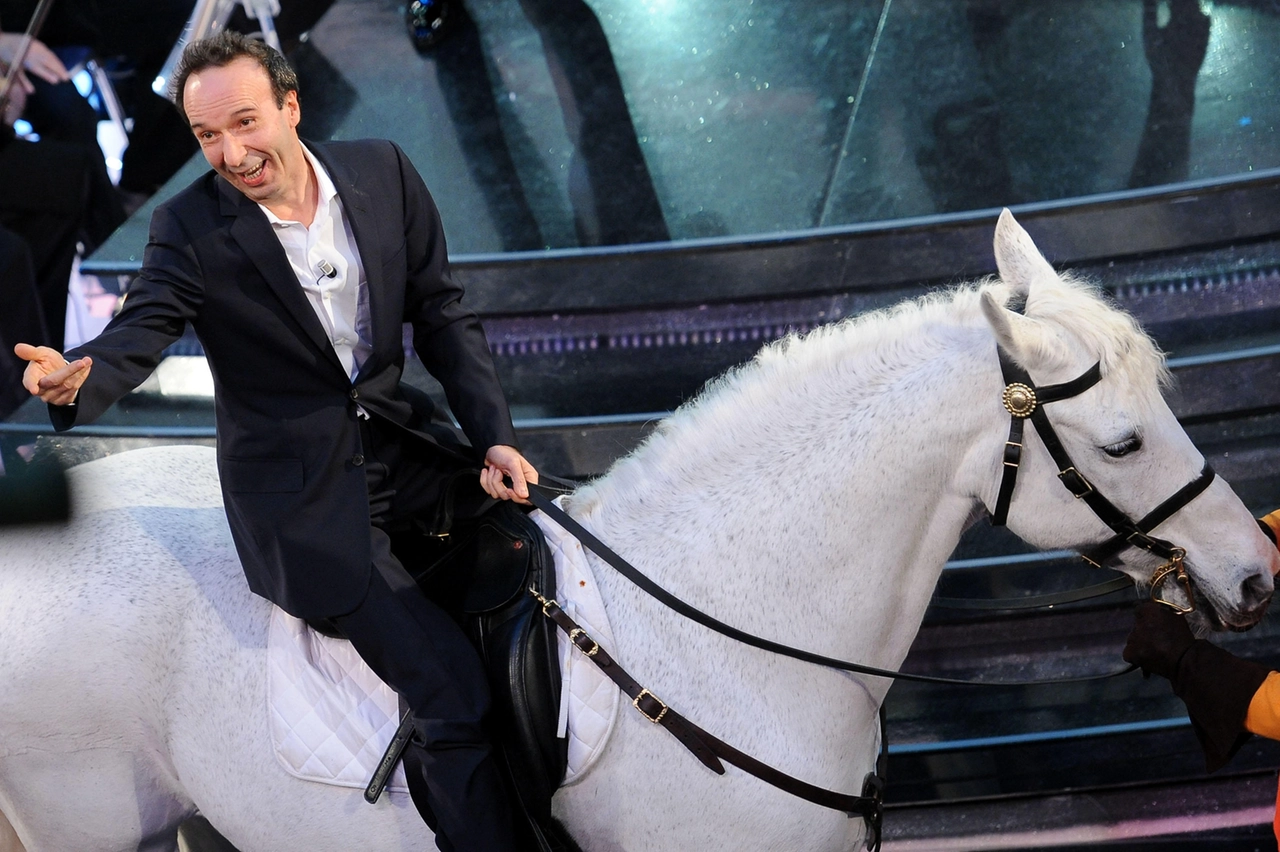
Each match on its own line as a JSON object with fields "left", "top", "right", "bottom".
{"left": 260, "top": 144, "right": 372, "bottom": 381}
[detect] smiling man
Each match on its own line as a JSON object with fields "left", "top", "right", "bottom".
{"left": 183, "top": 53, "right": 308, "bottom": 210}
{"left": 15, "top": 31, "right": 531, "bottom": 852}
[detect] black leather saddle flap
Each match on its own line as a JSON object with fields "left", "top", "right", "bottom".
{"left": 409, "top": 502, "right": 539, "bottom": 614}
{"left": 316, "top": 496, "right": 570, "bottom": 838}
{"left": 471, "top": 507, "right": 567, "bottom": 824}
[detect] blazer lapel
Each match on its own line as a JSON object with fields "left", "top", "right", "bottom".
{"left": 311, "top": 144, "right": 394, "bottom": 374}
{"left": 220, "top": 178, "right": 344, "bottom": 372}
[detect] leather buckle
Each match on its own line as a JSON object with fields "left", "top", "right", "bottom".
{"left": 1058, "top": 467, "right": 1094, "bottom": 498}
{"left": 1002, "top": 440, "right": 1022, "bottom": 468}
{"left": 569, "top": 627, "right": 599, "bottom": 657}
{"left": 860, "top": 772, "right": 885, "bottom": 851}
{"left": 633, "top": 689, "right": 669, "bottom": 724}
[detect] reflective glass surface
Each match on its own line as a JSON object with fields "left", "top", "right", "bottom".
{"left": 391, "top": 0, "right": 1280, "bottom": 250}
{"left": 590, "top": 0, "right": 1280, "bottom": 241}
{"left": 87, "top": 0, "right": 1280, "bottom": 260}
{"left": 562, "top": 0, "right": 1280, "bottom": 244}
{"left": 440, "top": 0, "right": 1280, "bottom": 249}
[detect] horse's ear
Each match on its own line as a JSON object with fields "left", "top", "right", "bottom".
{"left": 980, "top": 289, "right": 1050, "bottom": 367}
{"left": 993, "top": 208, "right": 1056, "bottom": 297}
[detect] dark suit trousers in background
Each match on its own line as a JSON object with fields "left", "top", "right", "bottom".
{"left": 0, "top": 134, "right": 125, "bottom": 353}
{"left": 0, "top": 226, "right": 44, "bottom": 419}
{"left": 333, "top": 415, "right": 517, "bottom": 852}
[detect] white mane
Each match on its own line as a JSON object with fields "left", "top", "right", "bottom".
{"left": 1008, "top": 271, "right": 1171, "bottom": 394}
{"left": 573, "top": 273, "right": 1168, "bottom": 514}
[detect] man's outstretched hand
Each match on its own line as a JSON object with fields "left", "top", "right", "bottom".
{"left": 14, "top": 344, "right": 91, "bottom": 406}
{"left": 481, "top": 444, "right": 538, "bottom": 504}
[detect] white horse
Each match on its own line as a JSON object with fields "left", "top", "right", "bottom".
{"left": 0, "top": 211, "right": 1274, "bottom": 852}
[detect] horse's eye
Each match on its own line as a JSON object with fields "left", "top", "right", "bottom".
{"left": 1103, "top": 434, "right": 1142, "bottom": 458}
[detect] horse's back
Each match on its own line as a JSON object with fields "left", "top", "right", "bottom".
{"left": 1, "top": 446, "right": 432, "bottom": 851}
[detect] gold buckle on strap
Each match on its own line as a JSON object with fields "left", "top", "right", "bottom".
{"left": 568, "top": 628, "right": 599, "bottom": 657}
{"left": 633, "top": 689, "right": 669, "bottom": 724}
{"left": 528, "top": 586, "right": 559, "bottom": 617}
{"left": 1058, "top": 466, "right": 1095, "bottom": 498}
{"left": 1003, "top": 440, "right": 1023, "bottom": 468}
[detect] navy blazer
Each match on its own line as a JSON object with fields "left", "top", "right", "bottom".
{"left": 56, "top": 139, "right": 519, "bottom": 619}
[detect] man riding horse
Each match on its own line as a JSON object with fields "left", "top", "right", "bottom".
{"left": 15, "top": 30, "right": 533, "bottom": 852}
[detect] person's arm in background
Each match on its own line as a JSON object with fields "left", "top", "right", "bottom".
{"left": 0, "top": 31, "right": 70, "bottom": 97}
{"left": 1242, "top": 511, "right": 1280, "bottom": 740}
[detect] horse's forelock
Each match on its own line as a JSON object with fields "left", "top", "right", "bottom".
{"left": 1022, "top": 273, "right": 1171, "bottom": 406}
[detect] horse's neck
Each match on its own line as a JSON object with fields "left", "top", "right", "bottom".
{"left": 573, "top": 318, "right": 999, "bottom": 678}
{"left": 562, "top": 320, "right": 1000, "bottom": 793}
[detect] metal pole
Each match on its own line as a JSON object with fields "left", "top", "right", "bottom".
{"left": 151, "top": 0, "right": 281, "bottom": 102}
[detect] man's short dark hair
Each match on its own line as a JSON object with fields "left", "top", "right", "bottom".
{"left": 172, "top": 31, "right": 299, "bottom": 124}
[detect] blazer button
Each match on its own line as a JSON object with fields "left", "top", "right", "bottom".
{"left": 349, "top": 388, "right": 360, "bottom": 400}
{"left": 351, "top": 454, "right": 365, "bottom": 467}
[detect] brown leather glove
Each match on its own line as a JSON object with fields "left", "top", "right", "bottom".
{"left": 1125, "top": 600, "right": 1271, "bottom": 772}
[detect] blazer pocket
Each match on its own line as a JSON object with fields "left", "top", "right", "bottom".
{"left": 221, "top": 457, "right": 304, "bottom": 493}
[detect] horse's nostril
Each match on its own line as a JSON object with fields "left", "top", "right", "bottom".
{"left": 1242, "top": 572, "right": 1274, "bottom": 609}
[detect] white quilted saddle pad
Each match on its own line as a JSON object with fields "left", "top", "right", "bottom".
{"left": 267, "top": 608, "right": 410, "bottom": 792}
{"left": 267, "top": 499, "right": 620, "bottom": 790}
{"left": 537, "top": 500, "right": 622, "bottom": 783}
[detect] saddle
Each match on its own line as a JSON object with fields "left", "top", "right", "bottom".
{"left": 314, "top": 497, "right": 578, "bottom": 851}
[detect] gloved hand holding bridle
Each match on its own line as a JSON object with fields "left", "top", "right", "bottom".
{"left": 1123, "top": 598, "right": 1196, "bottom": 679}
{"left": 1124, "top": 600, "right": 1271, "bottom": 772}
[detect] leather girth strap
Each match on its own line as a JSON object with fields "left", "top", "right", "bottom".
{"left": 532, "top": 591, "right": 885, "bottom": 825}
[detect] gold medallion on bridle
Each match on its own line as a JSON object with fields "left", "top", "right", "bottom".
{"left": 1002, "top": 383, "right": 1037, "bottom": 417}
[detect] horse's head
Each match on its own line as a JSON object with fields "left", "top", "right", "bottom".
{"left": 976, "top": 210, "right": 1276, "bottom": 631}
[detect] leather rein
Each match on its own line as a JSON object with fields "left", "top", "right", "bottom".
{"left": 523, "top": 331, "right": 1216, "bottom": 847}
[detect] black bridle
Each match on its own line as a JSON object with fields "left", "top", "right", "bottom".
{"left": 989, "top": 345, "right": 1216, "bottom": 612}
